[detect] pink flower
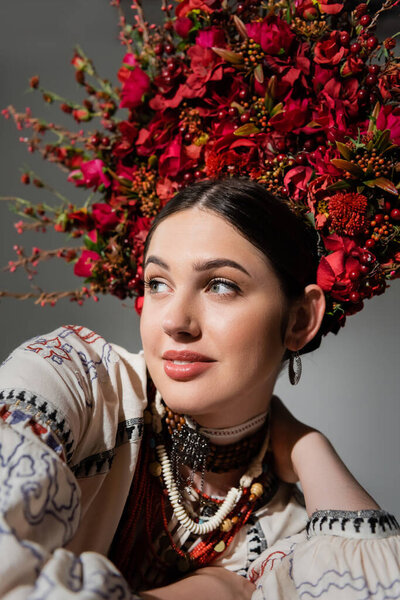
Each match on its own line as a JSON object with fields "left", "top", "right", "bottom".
{"left": 68, "top": 159, "right": 111, "bottom": 190}
{"left": 74, "top": 250, "right": 100, "bottom": 278}
{"left": 377, "top": 105, "right": 400, "bottom": 145}
{"left": 120, "top": 66, "right": 150, "bottom": 110}
{"left": 196, "top": 27, "right": 226, "bottom": 48}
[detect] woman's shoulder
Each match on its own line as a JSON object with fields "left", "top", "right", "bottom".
{"left": 0, "top": 324, "right": 148, "bottom": 465}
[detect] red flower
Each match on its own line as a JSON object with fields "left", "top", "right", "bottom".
{"left": 319, "top": 1, "right": 344, "bottom": 14}
{"left": 317, "top": 235, "right": 363, "bottom": 300}
{"left": 120, "top": 66, "right": 150, "bottom": 110}
{"left": 175, "top": 0, "right": 218, "bottom": 17}
{"left": 341, "top": 56, "right": 364, "bottom": 77}
{"left": 314, "top": 31, "right": 347, "bottom": 65}
{"left": 117, "top": 53, "right": 139, "bottom": 84}
{"left": 246, "top": 16, "right": 294, "bottom": 55}
{"left": 92, "top": 203, "right": 120, "bottom": 234}
{"left": 74, "top": 250, "right": 100, "bottom": 278}
{"left": 295, "top": 0, "right": 318, "bottom": 19}
{"left": 283, "top": 166, "right": 313, "bottom": 202}
{"left": 270, "top": 98, "right": 309, "bottom": 134}
{"left": 67, "top": 208, "right": 93, "bottom": 230}
{"left": 174, "top": 17, "right": 193, "bottom": 38}
{"left": 328, "top": 193, "right": 368, "bottom": 236}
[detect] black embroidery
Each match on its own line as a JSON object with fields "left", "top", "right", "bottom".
{"left": 70, "top": 417, "right": 144, "bottom": 478}
{"left": 307, "top": 509, "right": 400, "bottom": 539}
{"left": 0, "top": 388, "right": 74, "bottom": 462}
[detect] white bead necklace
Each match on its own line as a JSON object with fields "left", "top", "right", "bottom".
{"left": 156, "top": 442, "right": 242, "bottom": 535}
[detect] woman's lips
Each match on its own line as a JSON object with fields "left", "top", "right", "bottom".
{"left": 162, "top": 350, "right": 215, "bottom": 381}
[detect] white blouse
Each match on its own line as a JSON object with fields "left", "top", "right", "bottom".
{"left": 0, "top": 324, "right": 398, "bottom": 599}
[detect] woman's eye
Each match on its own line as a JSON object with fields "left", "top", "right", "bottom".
{"left": 144, "top": 279, "right": 169, "bottom": 294}
{"left": 207, "top": 279, "right": 239, "bottom": 295}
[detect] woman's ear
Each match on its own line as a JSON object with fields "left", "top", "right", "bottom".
{"left": 284, "top": 284, "right": 326, "bottom": 352}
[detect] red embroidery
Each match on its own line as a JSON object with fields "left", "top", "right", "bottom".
{"left": 31, "top": 421, "right": 48, "bottom": 436}
{"left": 26, "top": 337, "right": 72, "bottom": 361}
{"left": 249, "top": 550, "right": 287, "bottom": 583}
{"left": 64, "top": 325, "right": 105, "bottom": 344}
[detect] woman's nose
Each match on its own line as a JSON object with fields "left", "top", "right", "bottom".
{"left": 161, "top": 294, "right": 201, "bottom": 339}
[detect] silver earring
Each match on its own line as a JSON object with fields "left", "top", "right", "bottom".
{"left": 289, "top": 351, "right": 302, "bottom": 385}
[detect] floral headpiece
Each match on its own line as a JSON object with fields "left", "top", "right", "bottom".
{"left": 1, "top": 0, "right": 400, "bottom": 339}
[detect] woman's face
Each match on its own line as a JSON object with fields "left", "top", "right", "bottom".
{"left": 140, "top": 207, "right": 289, "bottom": 428}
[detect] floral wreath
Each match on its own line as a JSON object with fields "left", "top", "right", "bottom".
{"left": 1, "top": 0, "right": 400, "bottom": 340}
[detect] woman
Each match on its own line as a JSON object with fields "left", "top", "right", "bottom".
{"left": 0, "top": 178, "right": 398, "bottom": 600}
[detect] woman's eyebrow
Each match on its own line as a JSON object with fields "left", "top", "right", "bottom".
{"left": 144, "top": 255, "right": 251, "bottom": 277}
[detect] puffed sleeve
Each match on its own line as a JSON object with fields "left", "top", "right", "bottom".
{"left": 0, "top": 328, "right": 140, "bottom": 599}
{"left": 249, "top": 509, "right": 400, "bottom": 600}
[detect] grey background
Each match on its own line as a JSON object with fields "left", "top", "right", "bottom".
{"left": 0, "top": 1, "right": 399, "bottom": 513}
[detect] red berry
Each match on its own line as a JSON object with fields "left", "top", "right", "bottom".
{"left": 184, "top": 132, "right": 192, "bottom": 143}
{"left": 360, "top": 264, "right": 370, "bottom": 275}
{"left": 228, "top": 107, "right": 237, "bottom": 118}
{"left": 21, "top": 173, "right": 30, "bottom": 185}
{"left": 240, "top": 112, "right": 250, "bottom": 123}
{"left": 218, "top": 110, "right": 225, "bottom": 120}
{"left": 390, "top": 208, "right": 400, "bottom": 221}
{"left": 183, "top": 172, "right": 193, "bottom": 182}
{"left": 350, "top": 41, "right": 361, "bottom": 54}
{"left": 164, "top": 43, "right": 174, "bottom": 54}
{"left": 365, "top": 238, "right": 375, "bottom": 249}
{"left": 360, "top": 14, "right": 371, "bottom": 26}
{"left": 350, "top": 291, "right": 361, "bottom": 303}
{"left": 154, "top": 43, "right": 164, "bottom": 56}
{"left": 277, "top": 154, "right": 286, "bottom": 162}
{"left": 357, "top": 88, "right": 368, "bottom": 102}
{"left": 366, "top": 36, "right": 378, "bottom": 50}
{"left": 384, "top": 201, "right": 392, "bottom": 212}
{"left": 340, "top": 31, "right": 350, "bottom": 46}
{"left": 239, "top": 89, "right": 247, "bottom": 100}
{"left": 194, "top": 170, "right": 203, "bottom": 179}
{"left": 368, "top": 64, "right": 380, "bottom": 75}
{"left": 361, "top": 251, "right": 374, "bottom": 265}
{"left": 237, "top": 3, "right": 245, "bottom": 12}
{"left": 365, "top": 74, "right": 377, "bottom": 87}
{"left": 349, "top": 270, "right": 360, "bottom": 281}
{"left": 375, "top": 213, "right": 384, "bottom": 224}
{"left": 296, "top": 152, "right": 308, "bottom": 165}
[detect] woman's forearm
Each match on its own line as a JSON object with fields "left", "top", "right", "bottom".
{"left": 292, "top": 429, "right": 380, "bottom": 516}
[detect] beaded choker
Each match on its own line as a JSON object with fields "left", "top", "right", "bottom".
{"left": 164, "top": 406, "right": 270, "bottom": 474}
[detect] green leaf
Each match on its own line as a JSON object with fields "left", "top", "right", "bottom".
{"left": 335, "top": 141, "right": 353, "bottom": 161}
{"left": 211, "top": 47, "right": 243, "bottom": 64}
{"left": 234, "top": 123, "right": 260, "bottom": 136}
{"left": 364, "top": 177, "right": 399, "bottom": 196}
{"left": 254, "top": 64, "right": 264, "bottom": 84}
{"left": 375, "top": 129, "right": 391, "bottom": 153}
{"left": 233, "top": 15, "right": 248, "bottom": 40}
{"left": 83, "top": 234, "right": 101, "bottom": 253}
{"left": 270, "top": 102, "right": 283, "bottom": 117}
{"left": 330, "top": 159, "right": 365, "bottom": 178}
{"left": 326, "top": 181, "right": 352, "bottom": 191}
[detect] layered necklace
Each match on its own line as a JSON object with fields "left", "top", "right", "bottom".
{"left": 110, "top": 380, "right": 278, "bottom": 590}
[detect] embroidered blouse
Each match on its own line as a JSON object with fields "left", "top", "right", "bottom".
{"left": 0, "top": 324, "right": 398, "bottom": 599}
